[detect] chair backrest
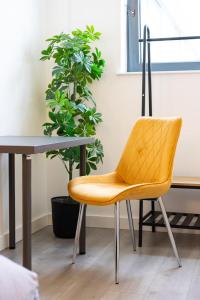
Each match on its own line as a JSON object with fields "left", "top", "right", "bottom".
{"left": 116, "top": 117, "right": 182, "bottom": 185}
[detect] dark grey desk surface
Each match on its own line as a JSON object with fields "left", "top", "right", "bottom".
{"left": 0, "top": 136, "right": 94, "bottom": 154}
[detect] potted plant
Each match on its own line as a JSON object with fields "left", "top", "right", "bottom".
{"left": 41, "top": 25, "right": 105, "bottom": 238}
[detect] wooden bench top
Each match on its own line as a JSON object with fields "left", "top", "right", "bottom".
{"left": 172, "top": 176, "right": 200, "bottom": 188}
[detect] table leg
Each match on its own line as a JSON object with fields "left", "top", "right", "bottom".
{"left": 151, "top": 199, "right": 156, "bottom": 232}
{"left": 79, "top": 145, "right": 86, "bottom": 254}
{"left": 9, "top": 154, "right": 15, "bottom": 249}
{"left": 22, "top": 154, "right": 32, "bottom": 270}
{"left": 138, "top": 200, "right": 143, "bottom": 247}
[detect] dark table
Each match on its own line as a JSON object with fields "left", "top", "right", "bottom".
{"left": 0, "top": 136, "right": 94, "bottom": 270}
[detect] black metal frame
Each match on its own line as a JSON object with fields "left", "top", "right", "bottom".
{"left": 139, "top": 35, "right": 200, "bottom": 43}
{"left": 139, "top": 25, "right": 155, "bottom": 247}
{"left": 142, "top": 184, "right": 200, "bottom": 230}
{"left": 142, "top": 211, "right": 200, "bottom": 230}
{"left": 138, "top": 25, "right": 200, "bottom": 247}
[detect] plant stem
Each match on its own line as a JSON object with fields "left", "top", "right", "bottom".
{"left": 69, "top": 160, "right": 73, "bottom": 180}
{"left": 72, "top": 81, "right": 77, "bottom": 101}
{"left": 59, "top": 156, "right": 70, "bottom": 174}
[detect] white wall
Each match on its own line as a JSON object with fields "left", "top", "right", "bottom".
{"left": 45, "top": 0, "right": 72, "bottom": 204}
{"left": 0, "top": 0, "right": 49, "bottom": 248}
{"left": 1, "top": 0, "right": 200, "bottom": 247}
{"left": 45, "top": 0, "right": 200, "bottom": 229}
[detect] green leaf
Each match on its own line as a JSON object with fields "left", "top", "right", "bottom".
{"left": 73, "top": 51, "right": 84, "bottom": 63}
{"left": 48, "top": 112, "right": 56, "bottom": 122}
{"left": 52, "top": 66, "right": 63, "bottom": 77}
{"left": 89, "top": 161, "right": 97, "bottom": 170}
{"left": 76, "top": 103, "right": 87, "bottom": 112}
{"left": 86, "top": 162, "right": 91, "bottom": 175}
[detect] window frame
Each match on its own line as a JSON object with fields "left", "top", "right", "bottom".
{"left": 127, "top": 0, "right": 200, "bottom": 72}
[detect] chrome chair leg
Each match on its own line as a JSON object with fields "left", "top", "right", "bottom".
{"left": 72, "top": 204, "right": 85, "bottom": 264}
{"left": 158, "top": 197, "right": 182, "bottom": 267}
{"left": 126, "top": 200, "right": 136, "bottom": 251}
{"left": 114, "top": 202, "right": 120, "bottom": 284}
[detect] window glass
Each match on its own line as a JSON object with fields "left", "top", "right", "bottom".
{"left": 140, "top": 0, "right": 200, "bottom": 63}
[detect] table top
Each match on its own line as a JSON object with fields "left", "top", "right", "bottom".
{"left": 0, "top": 136, "right": 94, "bottom": 154}
{"left": 172, "top": 176, "right": 200, "bottom": 188}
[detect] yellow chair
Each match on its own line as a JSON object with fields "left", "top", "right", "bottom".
{"left": 68, "top": 117, "right": 182, "bottom": 283}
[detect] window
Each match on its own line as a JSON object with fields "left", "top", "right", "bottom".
{"left": 127, "top": 0, "right": 200, "bottom": 72}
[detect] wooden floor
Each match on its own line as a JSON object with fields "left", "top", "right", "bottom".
{"left": 2, "top": 227, "right": 200, "bottom": 300}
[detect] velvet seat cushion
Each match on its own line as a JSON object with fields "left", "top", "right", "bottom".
{"left": 68, "top": 172, "right": 170, "bottom": 206}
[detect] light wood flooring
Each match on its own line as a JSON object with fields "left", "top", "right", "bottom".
{"left": 2, "top": 227, "right": 200, "bottom": 300}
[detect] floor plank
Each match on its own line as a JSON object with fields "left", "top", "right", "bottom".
{"left": 1, "top": 227, "right": 200, "bottom": 300}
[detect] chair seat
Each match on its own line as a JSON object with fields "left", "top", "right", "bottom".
{"left": 68, "top": 172, "right": 170, "bottom": 206}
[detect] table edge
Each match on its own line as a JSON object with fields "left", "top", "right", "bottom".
{"left": 0, "top": 137, "right": 94, "bottom": 154}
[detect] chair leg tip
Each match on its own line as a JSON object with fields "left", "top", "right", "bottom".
{"left": 115, "top": 276, "right": 119, "bottom": 284}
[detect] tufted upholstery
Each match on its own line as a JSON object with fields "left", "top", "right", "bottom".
{"left": 116, "top": 117, "right": 181, "bottom": 184}
{"left": 68, "top": 117, "right": 182, "bottom": 206}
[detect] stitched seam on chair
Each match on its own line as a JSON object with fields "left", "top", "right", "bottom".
{"left": 144, "top": 123, "right": 170, "bottom": 182}
{"left": 116, "top": 119, "right": 155, "bottom": 180}
{"left": 81, "top": 180, "right": 170, "bottom": 205}
{"left": 166, "top": 123, "right": 182, "bottom": 180}
{"left": 131, "top": 122, "right": 169, "bottom": 183}
{"left": 133, "top": 122, "right": 164, "bottom": 181}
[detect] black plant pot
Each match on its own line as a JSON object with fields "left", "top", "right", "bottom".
{"left": 51, "top": 196, "right": 80, "bottom": 238}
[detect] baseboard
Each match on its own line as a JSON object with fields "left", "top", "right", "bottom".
{"left": 0, "top": 214, "right": 49, "bottom": 251}
{"left": 1, "top": 213, "right": 198, "bottom": 251}
{"left": 85, "top": 214, "right": 200, "bottom": 235}
{"left": 48, "top": 213, "right": 53, "bottom": 225}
